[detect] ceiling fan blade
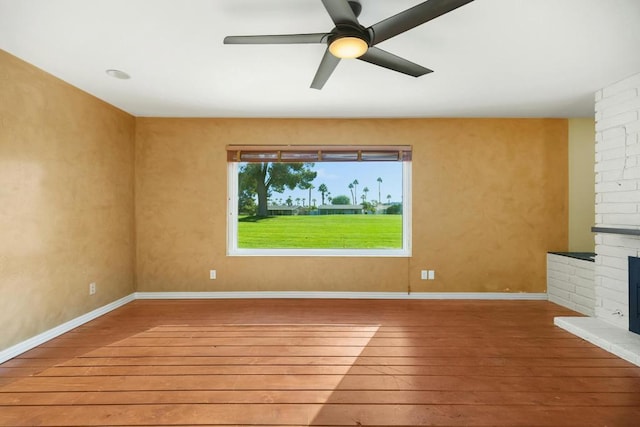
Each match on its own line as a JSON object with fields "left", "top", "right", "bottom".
{"left": 321, "top": 0, "right": 360, "bottom": 26}
{"left": 358, "top": 46, "right": 433, "bottom": 77}
{"left": 311, "top": 48, "right": 341, "bottom": 90}
{"left": 224, "top": 33, "right": 328, "bottom": 44}
{"left": 368, "top": 0, "right": 474, "bottom": 45}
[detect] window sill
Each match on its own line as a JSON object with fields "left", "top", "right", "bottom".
{"left": 228, "top": 248, "right": 411, "bottom": 257}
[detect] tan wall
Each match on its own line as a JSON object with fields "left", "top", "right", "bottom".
{"left": 568, "top": 118, "right": 596, "bottom": 252}
{"left": 0, "top": 50, "right": 136, "bottom": 350}
{"left": 0, "top": 49, "right": 570, "bottom": 352}
{"left": 136, "top": 118, "right": 568, "bottom": 294}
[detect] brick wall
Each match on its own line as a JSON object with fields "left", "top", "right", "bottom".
{"left": 547, "top": 254, "right": 595, "bottom": 316}
{"left": 595, "top": 72, "right": 640, "bottom": 329}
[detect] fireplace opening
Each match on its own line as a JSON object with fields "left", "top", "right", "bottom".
{"left": 629, "top": 256, "right": 640, "bottom": 335}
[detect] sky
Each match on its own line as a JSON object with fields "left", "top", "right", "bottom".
{"left": 263, "top": 162, "right": 404, "bottom": 206}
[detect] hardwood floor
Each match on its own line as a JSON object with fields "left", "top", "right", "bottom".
{"left": 1, "top": 299, "right": 640, "bottom": 426}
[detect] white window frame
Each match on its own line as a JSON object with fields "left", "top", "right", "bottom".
{"left": 227, "top": 162, "right": 412, "bottom": 257}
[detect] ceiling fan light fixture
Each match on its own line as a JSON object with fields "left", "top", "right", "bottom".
{"left": 329, "top": 36, "right": 368, "bottom": 59}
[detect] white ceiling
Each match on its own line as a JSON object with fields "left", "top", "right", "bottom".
{"left": 1, "top": 0, "right": 639, "bottom": 118}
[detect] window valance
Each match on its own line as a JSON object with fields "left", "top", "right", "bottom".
{"left": 226, "top": 145, "right": 412, "bottom": 162}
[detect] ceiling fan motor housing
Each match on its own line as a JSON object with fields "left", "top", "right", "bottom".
{"left": 328, "top": 24, "right": 371, "bottom": 48}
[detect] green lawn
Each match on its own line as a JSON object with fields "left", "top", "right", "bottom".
{"left": 238, "top": 214, "right": 402, "bottom": 249}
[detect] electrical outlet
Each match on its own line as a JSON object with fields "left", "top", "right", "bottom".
{"left": 89, "top": 282, "right": 96, "bottom": 295}
{"left": 209, "top": 270, "right": 217, "bottom": 280}
{"left": 420, "top": 270, "right": 436, "bottom": 280}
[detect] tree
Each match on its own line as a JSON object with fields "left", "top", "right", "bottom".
{"left": 295, "top": 197, "right": 301, "bottom": 206}
{"left": 363, "top": 186, "right": 369, "bottom": 201}
{"left": 377, "top": 177, "right": 382, "bottom": 205}
{"left": 238, "top": 188, "right": 256, "bottom": 215}
{"left": 386, "top": 203, "right": 402, "bottom": 214}
{"left": 348, "top": 183, "right": 354, "bottom": 204}
{"left": 331, "top": 195, "right": 351, "bottom": 205}
{"left": 304, "top": 184, "right": 315, "bottom": 208}
{"left": 352, "top": 179, "right": 359, "bottom": 204}
{"left": 239, "top": 162, "right": 317, "bottom": 217}
{"left": 386, "top": 194, "right": 392, "bottom": 204}
{"left": 312, "top": 198, "right": 317, "bottom": 207}
{"left": 361, "top": 201, "right": 375, "bottom": 214}
{"left": 318, "top": 183, "right": 328, "bottom": 205}
{"left": 286, "top": 196, "right": 293, "bottom": 206}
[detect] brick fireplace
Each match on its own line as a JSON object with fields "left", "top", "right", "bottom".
{"left": 555, "top": 71, "right": 640, "bottom": 366}
{"left": 593, "top": 72, "right": 640, "bottom": 331}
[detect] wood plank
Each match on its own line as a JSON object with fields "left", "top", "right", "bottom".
{"left": 34, "top": 364, "right": 640, "bottom": 378}
{"left": 38, "top": 365, "right": 353, "bottom": 376}
{"left": 0, "top": 367, "right": 44, "bottom": 376}
{"left": 80, "top": 345, "right": 368, "bottom": 358}
{"left": 132, "top": 330, "right": 575, "bottom": 338}
{"left": 58, "top": 356, "right": 360, "bottom": 367}
{"left": 142, "top": 327, "right": 371, "bottom": 333}
{"left": 3, "top": 374, "right": 640, "bottom": 393}
{"left": 311, "top": 404, "right": 640, "bottom": 426}
{"left": 74, "top": 344, "right": 616, "bottom": 358}
{"left": 358, "top": 345, "right": 615, "bottom": 358}
{"left": 0, "top": 358, "right": 79, "bottom": 368}
{"left": 1, "top": 389, "right": 639, "bottom": 407}
{"left": 0, "top": 404, "right": 323, "bottom": 426}
{"left": 103, "top": 336, "right": 376, "bottom": 347}
{"left": 58, "top": 336, "right": 587, "bottom": 348}
{"left": 0, "top": 374, "right": 349, "bottom": 392}
{"left": 55, "top": 355, "right": 634, "bottom": 368}
{"left": 1, "top": 404, "right": 639, "bottom": 426}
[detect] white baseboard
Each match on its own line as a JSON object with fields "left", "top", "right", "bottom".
{"left": 134, "top": 291, "right": 548, "bottom": 300}
{"left": 0, "top": 293, "right": 135, "bottom": 365}
{"left": 1, "top": 291, "right": 547, "bottom": 364}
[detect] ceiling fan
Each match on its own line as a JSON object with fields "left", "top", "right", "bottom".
{"left": 224, "top": 0, "right": 474, "bottom": 89}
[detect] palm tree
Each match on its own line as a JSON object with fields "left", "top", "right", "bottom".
{"left": 307, "top": 184, "right": 314, "bottom": 208}
{"left": 318, "top": 183, "right": 328, "bottom": 205}
{"left": 386, "top": 194, "right": 392, "bottom": 204}
{"left": 348, "top": 183, "right": 354, "bottom": 204}
{"left": 295, "top": 197, "right": 300, "bottom": 206}
{"left": 352, "top": 179, "right": 359, "bottom": 204}
{"left": 377, "top": 177, "right": 382, "bottom": 205}
{"left": 312, "top": 198, "right": 317, "bottom": 207}
{"left": 363, "top": 186, "right": 369, "bottom": 201}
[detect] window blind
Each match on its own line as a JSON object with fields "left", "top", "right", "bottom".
{"left": 226, "top": 145, "right": 412, "bottom": 162}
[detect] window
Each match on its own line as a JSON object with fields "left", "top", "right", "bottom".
{"left": 227, "top": 145, "right": 411, "bottom": 257}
